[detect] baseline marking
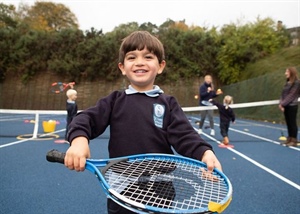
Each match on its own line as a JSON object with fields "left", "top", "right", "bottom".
{"left": 0, "top": 129, "right": 65, "bottom": 149}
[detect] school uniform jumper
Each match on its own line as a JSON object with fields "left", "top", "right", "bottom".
{"left": 65, "top": 100, "right": 77, "bottom": 140}
{"left": 67, "top": 86, "right": 214, "bottom": 214}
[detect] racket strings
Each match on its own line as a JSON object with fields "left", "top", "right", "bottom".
{"left": 104, "top": 157, "right": 229, "bottom": 211}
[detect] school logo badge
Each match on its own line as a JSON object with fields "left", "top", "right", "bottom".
{"left": 153, "top": 104, "right": 165, "bottom": 128}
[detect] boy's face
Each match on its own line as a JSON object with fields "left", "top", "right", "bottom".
{"left": 118, "top": 48, "right": 166, "bottom": 91}
{"left": 70, "top": 93, "right": 77, "bottom": 101}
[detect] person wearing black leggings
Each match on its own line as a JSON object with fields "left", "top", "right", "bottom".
{"left": 279, "top": 67, "right": 300, "bottom": 147}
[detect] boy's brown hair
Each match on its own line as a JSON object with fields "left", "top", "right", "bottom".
{"left": 118, "top": 31, "right": 165, "bottom": 64}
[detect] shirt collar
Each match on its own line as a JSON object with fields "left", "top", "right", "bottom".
{"left": 125, "top": 85, "right": 164, "bottom": 97}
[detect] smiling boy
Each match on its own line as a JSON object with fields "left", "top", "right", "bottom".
{"left": 64, "top": 31, "right": 222, "bottom": 214}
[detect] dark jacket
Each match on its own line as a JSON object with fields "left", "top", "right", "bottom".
{"left": 67, "top": 90, "right": 212, "bottom": 160}
{"left": 211, "top": 100, "right": 235, "bottom": 124}
{"left": 66, "top": 101, "right": 78, "bottom": 124}
{"left": 199, "top": 82, "right": 217, "bottom": 106}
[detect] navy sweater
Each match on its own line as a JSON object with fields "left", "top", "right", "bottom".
{"left": 211, "top": 100, "right": 235, "bottom": 123}
{"left": 68, "top": 90, "right": 213, "bottom": 160}
{"left": 66, "top": 101, "right": 78, "bottom": 124}
{"left": 199, "top": 83, "right": 217, "bottom": 106}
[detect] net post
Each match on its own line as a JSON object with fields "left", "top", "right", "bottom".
{"left": 32, "top": 112, "right": 39, "bottom": 139}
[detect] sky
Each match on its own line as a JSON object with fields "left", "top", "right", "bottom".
{"left": 3, "top": 0, "right": 300, "bottom": 32}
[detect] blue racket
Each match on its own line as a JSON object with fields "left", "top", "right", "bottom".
{"left": 46, "top": 149, "right": 232, "bottom": 213}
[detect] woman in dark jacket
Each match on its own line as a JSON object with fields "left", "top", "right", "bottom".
{"left": 279, "top": 67, "right": 300, "bottom": 147}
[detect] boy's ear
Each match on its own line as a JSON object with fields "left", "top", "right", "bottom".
{"left": 118, "top": 63, "right": 126, "bottom": 76}
{"left": 157, "top": 60, "right": 166, "bottom": 74}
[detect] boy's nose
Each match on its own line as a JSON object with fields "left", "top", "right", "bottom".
{"left": 135, "top": 57, "right": 145, "bottom": 65}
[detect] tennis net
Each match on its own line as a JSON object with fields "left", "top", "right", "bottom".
{"left": 0, "top": 98, "right": 299, "bottom": 140}
{"left": 182, "top": 98, "right": 300, "bottom": 122}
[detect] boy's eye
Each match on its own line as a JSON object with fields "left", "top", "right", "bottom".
{"left": 145, "top": 55, "right": 154, "bottom": 59}
{"left": 126, "top": 55, "right": 135, "bottom": 60}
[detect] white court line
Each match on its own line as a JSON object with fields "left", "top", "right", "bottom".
{"left": 227, "top": 125, "right": 300, "bottom": 152}
{"left": 194, "top": 128, "right": 300, "bottom": 191}
{"left": 236, "top": 119, "right": 300, "bottom": 133}
{"left": 0, "top": 129, "right": 65, "bottom": 149}
{"left": 0, "top": 138, "right": 31, "bottom": 149}
{"left": 190, "top": 116, "right": 300, "bottom": 151}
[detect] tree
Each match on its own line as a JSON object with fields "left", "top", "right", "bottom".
{"left": 157, "top": 22, "right": 220, "bottom": 83}
{"left": 0, "top": 3, "right": 18, "bottom": 28}
{"left": 139, "top": 22, "right": 159, "bottom": 34}
{"left": 17, "top": 1, "right": 78, "bottom": 31}
{"left": 217, "top": 18, "right": 289, "bottom": 84}
{"left": 47, "top": 29, "right": 85, "bottom": 81}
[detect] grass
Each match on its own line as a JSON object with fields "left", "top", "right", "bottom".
{"left": 240, "top": 45, "right": 300, "bottom": 80}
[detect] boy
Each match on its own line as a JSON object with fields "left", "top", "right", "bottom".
{"left": 64, "top": 31, "right": 222, "bottom": 214}
{"left": 198, "top": 75, "right": 222, "bottom": 136}
{"left": 65, "top": 89, "right": 78, "bottom": 142}
{"left": 209, "top": 96, "right": 235, "bottom": 145}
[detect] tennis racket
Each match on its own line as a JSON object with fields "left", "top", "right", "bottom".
{"left": 50, "top": 82, "right": 75, "bottom": 94}
{"left": 46, "top": 149, "right": 232, "bottom": 213}
{"left": 201, "top": 100, "right": 213, "bottom": 106}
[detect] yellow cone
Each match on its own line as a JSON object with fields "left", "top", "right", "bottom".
{"left": 279, "top": 136, "right": 287, "bottom": 141}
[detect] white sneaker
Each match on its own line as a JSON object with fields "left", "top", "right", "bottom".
{"left": 210, "top": 129, "right": 215, "bottom": 136}
{"left": 198, "top": 129, "right": 202, "bottom": 134}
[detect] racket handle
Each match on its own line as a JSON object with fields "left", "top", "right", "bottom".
{"left": 46, "top": 149, "right": 65, "bottom": 164}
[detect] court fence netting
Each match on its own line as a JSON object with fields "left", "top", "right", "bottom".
{"left": 0, "top": 98, "right": 299, "bottom": 140}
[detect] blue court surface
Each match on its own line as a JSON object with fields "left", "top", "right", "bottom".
{"left": 0, "top": 113, "right": 299, "bottom": 214}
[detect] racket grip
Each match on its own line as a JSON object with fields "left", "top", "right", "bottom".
{"left": 46, "top": 149, "right": 65, "bottom": 164}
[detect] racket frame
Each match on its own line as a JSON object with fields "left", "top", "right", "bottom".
{"left": 87, "top": 154, "right": 232, "bottom": 213}
{"left": 47, "top": 151, "right": 232, "bottom": 214}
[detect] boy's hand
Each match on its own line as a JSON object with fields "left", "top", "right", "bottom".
{"left": 64, "top": 136, "right": 90, "bottom": 172}
{"left": 201, "top": 150, "right": 222, "bottom": 173}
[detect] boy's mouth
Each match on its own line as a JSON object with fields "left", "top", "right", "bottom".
{"left": 134, "top": 70, "right": 147, "bottom": 73}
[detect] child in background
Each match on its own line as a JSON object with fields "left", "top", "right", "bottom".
{"left": 64, "top": 31, "right": 222, "bottom": 214}
{"left": 65, "top": 89, "right": 78, "bottom": 142}
{"left": 209, "top": 96, "right": 235, "bottom": 145}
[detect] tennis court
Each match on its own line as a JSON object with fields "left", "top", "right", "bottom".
{"left": 0, "top": 101, "right": 299, "bottom": 214}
